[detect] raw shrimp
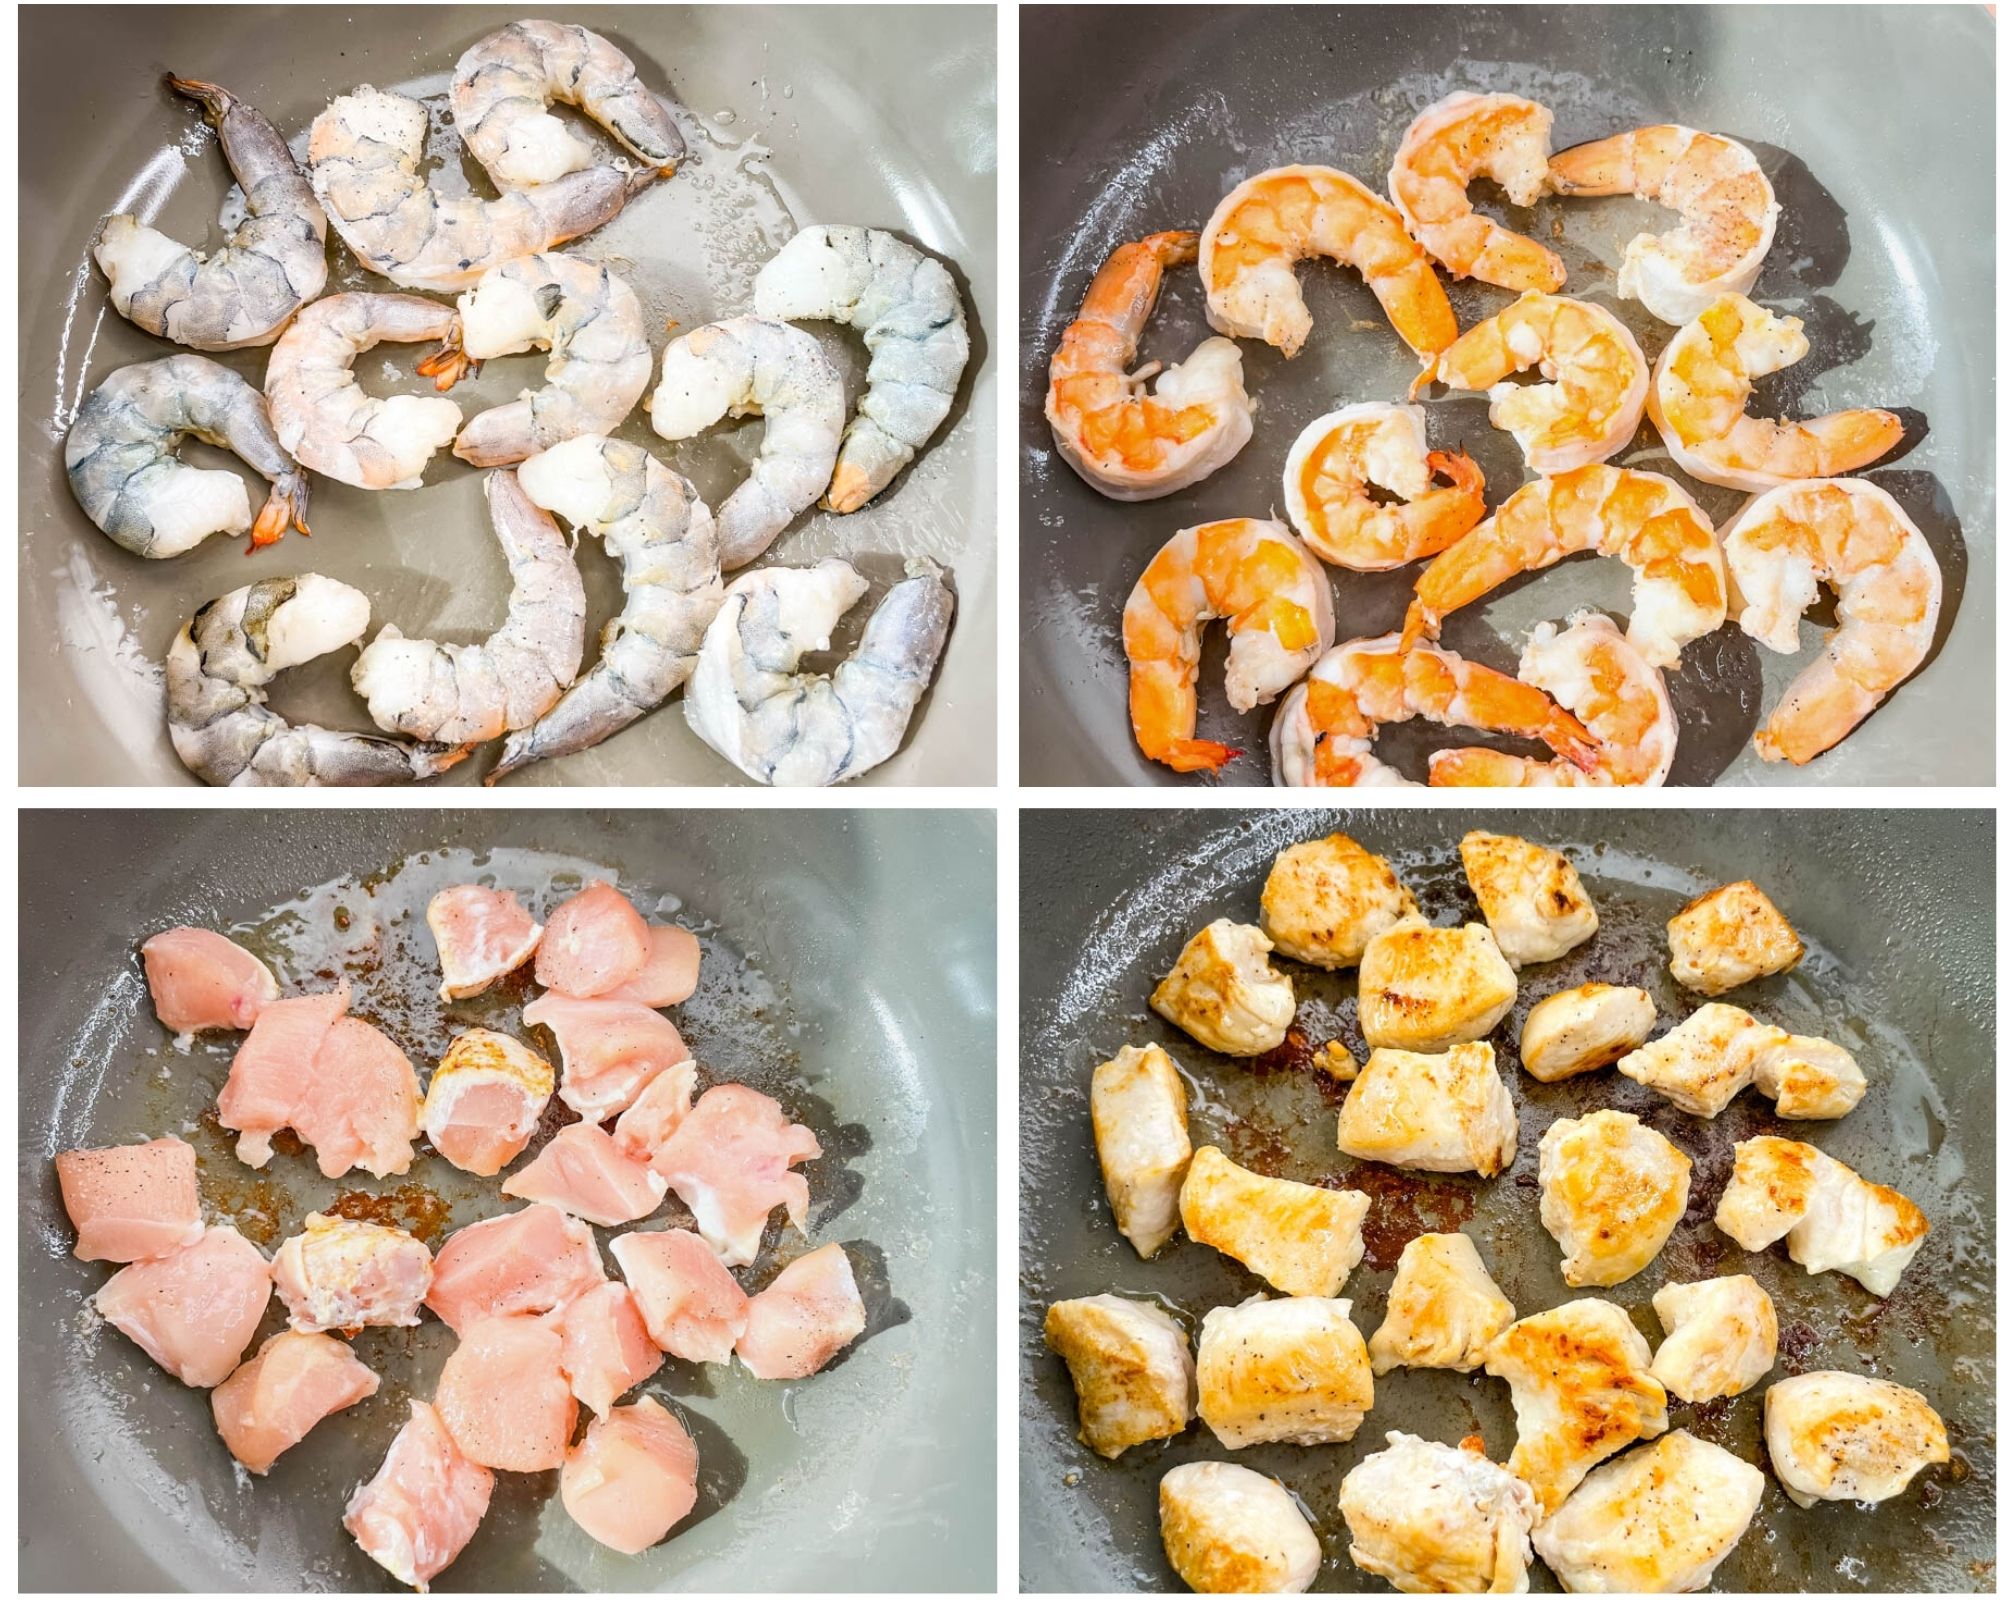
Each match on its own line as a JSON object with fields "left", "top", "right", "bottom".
{"left": 95, "top": 76, "right": 327, "bottom": 350}
{"left": 1431, "top": 291, "right": 1647, "bottom": 473}
{"left": 1389, "top": 91, "right": 1566, "bottom": 293}
{"left": 752, "top": 224, "right": 970, "bottom": 512}
{"left": 1546, "top": 125, "right": 1778, "bottom": 324}
{"left": 1271, "top": 634, "right": 1600, "bottom": 788}
{"left": 1403, "top": 465, "right": 1728, "bottom": 669}
{"left": 1124, "top": 517, "right": 1334, "bottom": 773}
{"left": 1430, "top": 613, "right": 1677, "bottom": 786}
{"left": 308, "top": 87, "right": 653, "bottom": 293}
{"left": 1045, "top": 230, "right": 1254, "bottom": 500}
{"left": 65, "top": 355, "right": 310, "bottom": 557}
{"left": 1283, "top": 401, "right": 1484, "bottom": 571}
{"left": 451, "top": 19, "right": 684, "bottom": 189}
{"left": 418, "top": 254, "right": 652, "bottom": 468}
{"left": 647, "top": 316, "right": 844, "bottom": 569}
{"left": 489, "top": 436, "right": 724, "bottom": 781}
{"left": 683, "top": 558, "right": 956, "bottom": 786}
{"left": 1198, "top": 164, "right": 1457, "bottom": 361}
{"left": 264, "top": 293, "right": 463, "bottom": 490}
{"left": 1649, "top": 293, "right": 1904, "bottom": 492}
{"left": 1720, "top": 478, "right": 1941, "bottom": 764}
{"left": 350, "top": 470, "right": 587, "bottom": 745}
{"left": 166, "top": 574, "right": 465, "bottom": 786}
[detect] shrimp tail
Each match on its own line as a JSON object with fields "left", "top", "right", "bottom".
{"left": 1399, "top": 600, "right": 1438, "bottom": 651}
{"left": 1544, "top": 708, "right": 1603, "bottom": 772}
{"left": 165, "top": 74, "right": 234, "bottom": 124}
{"left": 1158, "top": 738, "right": 1241, "bottom": 774}
{"left": 247, "top": 474, "right": 312, "bottom": 550}
{"left": 416, "top": 333, "right": 479, "bottom": 391}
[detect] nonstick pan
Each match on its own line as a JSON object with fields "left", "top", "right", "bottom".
{"left": 1018, "top": 4, "right": 1995, "bottom": 787}
{"left": 1019, "top": 807, "right": 1995, "bottom": 1592}
{"left": 21, "top": 808, "right": 997, "bottom": 1592}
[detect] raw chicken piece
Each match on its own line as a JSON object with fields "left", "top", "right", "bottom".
{"left": 1368, "top": 1232, "right": 1514, "bottom": 1375}
{"left": 211, "top": 1329, "right": 379, "bottom": 1474}
{"left": 1519, "top": 983, "right": 1656, "bottom": 1082}
{"left": 1158, "top": 1460, "right": 1320, "bottom": 1594}
{"left": 1750, "top": 1032, "right": 1868, "bottom": 1119}
{"left": 425, "top": 1203, "right": 606, "bottom": 1332}
{"left": 1537, "top": 1110, "right": 1691, "bottom": 1287}
{"left": 1357, "top": 923, "right": 1517, "bottom": 1051}
{"left": 1150, "top": 919, "right": 1297, "bottom": 1056}
{"left": 1650, "top": 1276, "right": 1777, "bottom": 1402}
{"left": 140, "top": 927, "right": 277, "bottom": 1032}
{"left": 1195, "top": 1294, "right": 1373, "bottom": 1447}
{"left": 94, "top": 1223, "right": 272, "bottom": 1387}
{"left": 217, "top": 986, "right": 349, "bottom": 1166}
{"left": 651, "top": 1084, "right": 820, "bottom": 1266}
{"left": 610, "top": 1227, "right": 750, "bottom": 1363}
{"left": 521, "top": 992, "right": 691, "bottom": 1122}
{"left": 736, "top": 1243, "right": 868, "bottom": 1379}
{"left": 1713, "top": 1135, "right": 1928, "bottom": 1296}
{"left": 345, "top": 1400, "right": 495, "bottom": 1593}
{"left": 436, "top": 1315, "right": 578, "bottom": 1472}
{"left": 502, "top": 1122, "right": 666, "bottom": 1226}
{"left": 295, "top": 1016, "right": 423, "bottom": 1179}
{"left": 1337, "top": 1042, "right": 1518, "bottom": 1177}
{"left": 55, "top": 1136, "right": 203, "bottom": 1263}
{"left": 605, "top": 924, "right": 702, "bottom": 1008}
{"left": 420, "top": 1028, "right": 555, "bottom": 1176}
{"left": 552, "top": 1281, "right": 662, "bottom": 1415}
{"left": 1667, "top": 880, "right": 1804, "bottom": 995}
{"left": 1533, "top": 1430, "right": 1765, "bottom": 1593}
{"left": 1091, "top": 1042, "right": 1192, "bottom": 1258}
{"left": 534, "top": 881, "right": 651, "bottom": 998}
{"left": 560, "top": 1396, "right": 700, "bottom": 1555}
{"left": 1459, "top": 831, "right": 1598, "bottom": 967}
{"left": 1617, "top": 1002, "right": 1772, "bottom": 1117}
{"left": 1179, "top": 1144, "right": 1369, "bottom": 1297}
{"left": 608, "top": 1060, "right": 698, "bottom": 1163}
{"left": 426, "top": 885, "right": 542, "bottom": 1000}
{"left": 1764, "top": 1371, "right": 1949, "bottom": 1508}
{"left": 1338, "top": 1432, "right": 1540, "bottom": 1594}
{"left": 1043, "top": 1293, "right": 1193, "bottom": 1459}
{"left": 1260, "top": 833, "right": 1423, "bottom": 969}
{"left": 272, "top": 1212, "right": 434, "bottom": 1333}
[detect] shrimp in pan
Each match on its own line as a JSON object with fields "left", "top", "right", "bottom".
{"left": 1124, "top": 517, "right": 1334, "bottom": 773}
{"left": 1199, "top": 165, "right": 1457, "bottom": 362}
{"left": 1404, "top": 465, "right": 1728, "bottom": 669}
{"left": 1650, "top": 293, "right": 1904, "bottom": 493}
{"left": 1431, "top": 291, "right": 1647, "bottom": 473}
{"left": 1045, "top": 230, "right": 1254, "bottom": 500}
{"left": 1721, "top": 478, "right": 1941, "bottom": 764}
{"left": 1389, "top": 91, "right": 1566, "bottom": 293}
{"left": 1282, "top": 402, "right": 1484, "bottom": 571}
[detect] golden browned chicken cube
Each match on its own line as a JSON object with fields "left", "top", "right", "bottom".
{"left": 1042, "top": 1293, "right": 1193, "bottom": 1459}
{"left": 1519, "top": 983, "right": 1656, "bottom": 1082}
{"left": 1337, "top": 1042, "right": 1518, "bottom": 1177}
{"left": 1179, "top": 1145, "right": 1368, "bottom": 1297}
{"left": 1367, "top": 1232, "right": 1515, "bottom": 1375}
{"left": 1159, "top": 1461, "right": 1322, "bottom": 1594}
{"left": 1750, "top": 1032, "right": 1868, "bottom": 1119}
{"left": 1666, "top": 880, "right": 1804, "bottom": 995}
{"left": 1615, "top": 1001, "right": 1768, "bottom": 1117}
{"left": 1357, "top": 923, "right": 1518, "bottom": 1052}
{"left": 1459, "top": 831, "right": 1598, "bottom": 968}
{"left": 1714, "top": 1135, "right": 1928, "bottom": 1296}
{"left": 1764, "top": 1371, "right": 1949, "bottom": 1508}
{"left": 1196, "top": 1294, "right": 1373, "bottom": 1447}
{"left": 1649, "top": 1276, "right": 1778, "bottom": 1403}
{"left": 1091, "top": 1043, "right": 1192, "bottom": 1259}
{"left": 1338, "top": 1432, "right": 1540, "bottom": 1593}
{"left": 1260, "top": 833, "right": 1423, "bottom": 969}
{"left": 1151, "top": 919, "right": 1296, "bottom": 1056}
{"left": 1536, "top": 1110, "right": 1691, "bottom": 1288}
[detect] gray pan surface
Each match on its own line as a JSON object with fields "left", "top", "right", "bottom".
{"left": 21, "top": 808, "right": 997, "bottom": 1591}
{"left": 1020, "top": 808, "right": 1995, "bottom": 1591}
{"left": 22, "top": 4, "right": 997, "bottom": 787}
{"left": 1019, "top": 4, "right": 1995, "bottom": 787}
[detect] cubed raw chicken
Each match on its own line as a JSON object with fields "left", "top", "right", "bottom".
{"left": 502, "top": 1123, "right": 666, "bottom": 1226}
{"left": 1150, "top": 919, "right": 1296, "bottom": 1056}
{"left": 94, "top": 1223, "right": 272, "bottom": 1387}
{"left": 1159, "top": 1460, "right": 1320, "bottom": 1594}
{"left": 298, "top": 1017, "right": 424, "bottom": 1179}
{"left": 560, "top": 1396, "right": 700, "bottom": 1555}
{"left": 272, "top": 1212, "right": 434, "bottom": 1333}
{"left": 1714, "top": 1135, "right": 1928, "bottom": 1296}
{"left": 140, "top": 927, "right": 277, "bottom": 1033}
{"left": 1043, "top": 1293, "right": 1193, "bottom": 1459}
{"left": 345, "top": 1400, "right": 495, "bottom": 1592}
{"left": 425, "top": 1203, "right": 606, "bottom": 1332}
{"left": 420, "top": 1028, "right": 555, "bottom": 1177}
{"left": 216, "top": 987, "right": 349, "bottom": 1166}
{"left": 534, "top": 882, "right": 651, "bottom": 998}
{"left": 1764, "top": 1371, "right": 1949, "bottom": 1508}
{"left": 610, "top": 1227, "right": 749, "bottom": 1363}
{"left": 551, "top": 1281, "right": 662, "bottom": 1415}
{"left": 426, "top": 885, "right": 542, "bottom": 1000}
{"left": 1667, "top": 880, "right": 1805, "bottom": 995}
{"left": 1650, "top": 1276, "right": 1778, "bottom": 1403}
{"left": 605, "top": 924, "right": 702, "bottom": 1008}
{"left": 211, "top": 1329, "right": 380, "bottom": 1474}
{"left": 736, "top": 1243, "right": 867, "bottom": 1380}
{"left": 1367, "top": 1232, "right": 1514, "bottom": 1375}
{"left": 1259, "top": 833, "right": 1423, "bottom": 969}
{"left": 521, "top": 993, "right": 692, "bottom": 1123}
{"left": 651, "top": 1084, "right": 820, "bottom": 1267}
{"left": 608, "top": 1061, "right": 698, "bottom": 1164}
{"left": 55, "top": 1135, "right": 203, "bottom": 1263}
{"left": 1459, "top": 831, "right": 1598, "bottom": 968}
{"left": 1537, "top": 1110, "right": 1691, "bottom": 1287}
{"left": 1338, "top": 1432, "right": 1539, "bottom": 1594}
{"left": 1195, "top": 1294, "right": 1372, "bottom": 1447}
{"left": 1519, "top": 983, "right": 1657, "bottom": 1082}
{"left": 1179, "top": 1144, "right": 1368, "bottom": 1297}
{"left": 1357, "top": 923, "right": 1517, "bottom": 1051}
{"left": 1338, "top": 1042, "right": 1518, "bottom": 1177}
{"left": 436, "top": 1315, "right": 577, "bottom": 1472}
{"left": 1091, "top": 1043, "right": 1192, "bottom": 1258}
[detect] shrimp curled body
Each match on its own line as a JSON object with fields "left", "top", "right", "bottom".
{"left": 1282, "top": 402, "right": 1484, "bottom": 571}
{"left": 1389, "top": 91, "right": 1566, "bottom": 293}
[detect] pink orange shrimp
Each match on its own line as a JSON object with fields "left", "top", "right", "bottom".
{"left": 1390, "top": 91, "right": 1566, "bottom": 293}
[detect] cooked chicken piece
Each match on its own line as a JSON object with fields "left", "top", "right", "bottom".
{"left": 1358, "top": 922, "right": 1517, "bottom": 1051}
{"left": 1649, "top": 1276, "right": 1777, "bottom": 1402}
{"left": 1042, "top": 1293, "right": 1193, "bottom": 1459}
{"left": 1519, "top": 984, "right": 1656, "bottom": 1083}
{"left": 1368, "top": 1232, "right": 1514, "bottom": 1375}
{"left": 272, "top": 1212, "right": 433, "bottom": 1333}
{"left": 1714, "top": 1135, "right": 1929, "bottom": 1296}
{"left": 1338, "top": 1432, "right": 1540, "bottom": 1594}
{"left": 1460, "top": 831, "right": 1598, "bottom": 968}
{"left": 1314, "top": 1038, "right": 1359, "bottom": 1079}
{"left": 1667, "top": 880, "right": 1804, "bottom": 995}
{"left": 1151, "top": 919, "right": 1296, "bottom": 1055}
{"left": 1091, "top": 1043, "right": 1192, "bottom": 1258}
{"left": 1261, "top": 833, "right": 1423, "bottom": 968}
{"left": 1179, "top": 1144, "right": 1369, "bottom": 1296}
{"left": 1533, "top": 1430, "right": 1765, "bottom": 1593}
{"left": 1158, "top": 1461, "right": 1321, "bottom": 1594}
{"left": 1196, "top": 1294, "right": 1373, "bottom": 1447}
{"left": 1485, "top": 1298, "right": 1669, "bottom": 1512}
{"left": 1765, "top": 1371, "right": 1950, "bottom": 1508}
{"left": 1616, "top": 1002, "right": 1768, "bottom": 1117}
{"left": 1750, "top": 1032, "right": 1868, "bottom": 1119}
{"left": 1338, "top": 1042, "right": 1518, "bottom": 1177}
{"left": 1537, "top": 1110, "right": 1690, "bottom": 1288}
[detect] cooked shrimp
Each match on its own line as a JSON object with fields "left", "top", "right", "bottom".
{"left": 1389, "top": 91, "right": 1566, "bottom": 293}
{"left": 167, "top": 574, "right": 465, "bottom": 786}
{"left": 752, "top": 225, "right": 970, "bottom": 512}
{"left": 1283, "top": 402, "right": 1483, "bottom": 571}
{"left": 65, "top": 355, "right": 310, "bottom": 557}
{"left": 1270, "top": 634, "right": 1599, "bottom": 788}
{"left": 308, "top": 87, "right": 652, "bottom": 293}
{"left": 1430, "top": 613, "right": 1676, "bottom": 786}
{"left": 1649, "top": 293, "right": 1904, "bottom": 492}
{"left": 1045, "top": 230, "right": 1254, "bottom": 500}
{"left": 1546, "top": 125, "right": 1778, "bottom": 324}
{"left": 450, "top": 19, "right": 683, "bottom": 189}
{"left": 1124, "top": 517, "right": 1334, "bottom": 773}
{"left": 647, "top": 316, "right": 844, "bottom": 569}
{"left": 1403, "top": 466, "right": 1727, "bottom": 669}
{"left": 417, "top": 254, "right": 651, "bottom": 468}
{"left": 488, "top": 436, "right": 724, "bottom": 782}
{"left": 1720, "top": 478, "right": 1941, "bottom": 764}
{"left": 1431, "top": 291, "right": 1647, "bottom": 472}
{"left": 683, "top": 558, "right": 956, "bottom": 786}
{"left": 1199, "top": 164, "right": 1457, "bottom": 361}
{"left": 95, "top": 76, "right": 327, "bottom": 350}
